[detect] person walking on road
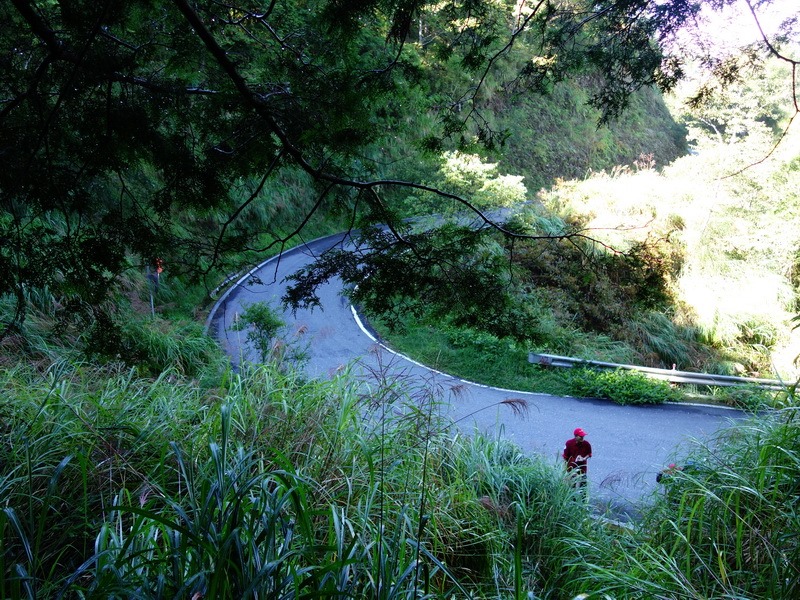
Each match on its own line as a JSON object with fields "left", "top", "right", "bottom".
{"left": 563, "top": 427, "right": 592, "bottom": 491}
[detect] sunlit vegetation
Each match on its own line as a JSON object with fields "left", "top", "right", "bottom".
{"left": 372, "top": 52, "right": 800, "bottom": 405}
{"left": 530, "top": 120, "right": 800, "bottom": 379}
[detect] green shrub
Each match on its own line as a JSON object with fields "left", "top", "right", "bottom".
{"left": 445, "top": 326, "right": 518, "bottom": 354}
{"left": 620, "top": 413, "right": 800, "bottom": 599}
{"left": 568, "top": 368, "right": 680, "bottom": 405}
{"left": 231, "top": 301, "right": 286, "bottom": 363}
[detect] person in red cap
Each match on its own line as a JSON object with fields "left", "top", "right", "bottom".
{"left": 563, "top": 427, "right": 592, "bottom": 491}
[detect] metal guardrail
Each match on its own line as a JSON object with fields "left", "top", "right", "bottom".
{"left": 528, "top": 353, "right": 787, "bottom": 390}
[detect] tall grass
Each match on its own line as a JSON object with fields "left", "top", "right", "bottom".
{"left": 624, "top": 312, "right": 712, "bottom": 371}
{"left": 568, "top": 409, "right": 800, "bottom": 599}
{"left": 433, "top": 432, "right": 590, "bottom": 598}
{"left": 4, "top": 344, "right": 800, "bottom": 597}
{"left": 0, "top": 360, "right": 211, "bottom": 597}
{"left": 73, "top": 417, "right": 402, "bottom": 598}
{"left": 3, "top": 350, "right": 586, "bottom": 598}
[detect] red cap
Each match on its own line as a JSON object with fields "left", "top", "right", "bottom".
{"left": 574, "top": 427, "right": 587, "bottom": 437}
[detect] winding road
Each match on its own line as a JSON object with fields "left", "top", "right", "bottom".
{"left": 206, "top": 232, "right": 742, "bottom": 518}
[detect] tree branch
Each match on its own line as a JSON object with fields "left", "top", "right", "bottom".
{"left": 204, "top": 149, "right": 286, "bottom": 274}
{"left": 170, "top": 0, "right": 568, "bottom": 248}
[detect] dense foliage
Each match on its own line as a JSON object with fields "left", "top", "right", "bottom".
{"left": 1, "top": 327, "right": 799, "bottom": 597}
{"left": 2, "top": 0, "right": 711, "bottom": 343}
{"left": 0, "top": 328, "right": 592, "bottom": 598}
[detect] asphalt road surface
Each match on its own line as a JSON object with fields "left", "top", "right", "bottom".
{"left": 206, "top": 232, "right": 743, "bottom": 518}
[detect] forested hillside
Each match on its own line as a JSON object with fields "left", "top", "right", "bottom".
{"left": 363, "top": 29, "right": 800, "bottom": 395}
{"left": 2, "top": 1, "right": 799, "bottom": 598}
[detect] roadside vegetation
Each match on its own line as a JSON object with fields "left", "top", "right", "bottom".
{"left": 2, "top": 300, "right": 799, "bottom": 597}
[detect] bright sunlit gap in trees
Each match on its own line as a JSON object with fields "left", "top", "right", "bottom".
{"left": 695, "top": 0, "right": 798, "bottom": 50}
{"left": 673, "top": 1, "right": 800, "bottom": 378}
{"left": 527, "top": 0, "right": 800, "bottom": 379}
